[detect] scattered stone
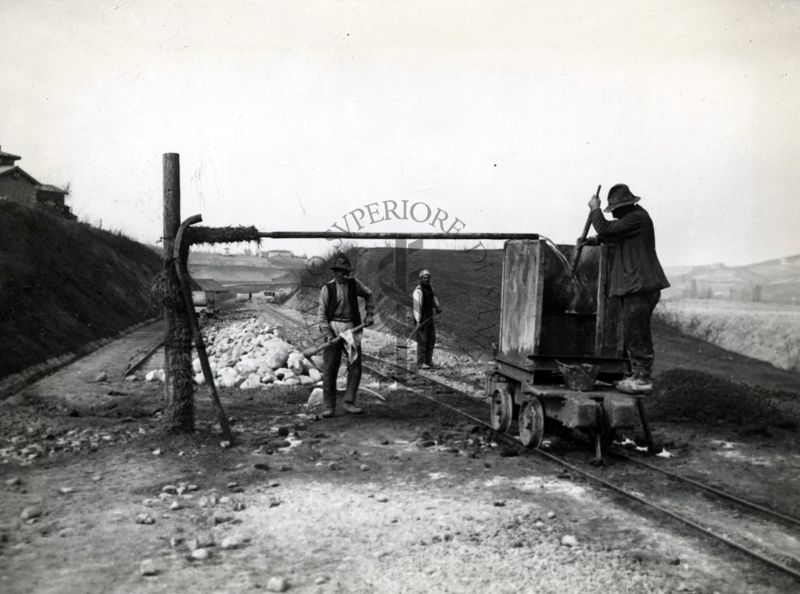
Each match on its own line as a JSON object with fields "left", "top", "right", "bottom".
{"left": 221, "top": 536, "right": 244, "bottom": 550}
{"left": 418, "top": 440, "right": 436, "bottom": 448}
{"left": 6, "top": 477, "right": 22, "bottom": 487}
{"left": 191, "top": 548, "right": 210, "bottom": 560}
{"left": 266, "top": 576, "right": 289, "bottom": 592}
{"left": 279, "top": 464, "right": 292, "bottom": 472}
{"left": 20, "top": 506, "right": 42, "bottom": 521}
{"left": 92, "top": 475, "right": 102, "bottom": 482}
{"left": 170, "top": 536, "right": 183, "bottom": 548}
{"left": 227, "top": 481, "right": 239, "bottom": 489}
{"left": 161, "top": 485, "right": 179, "bottom": 495}
{"left": 277, "top": 427, "right": 290, "bottom": 437}
{"left": 493, "top": 501, "right": 505, "bottom": 507}
{"left": 94, "top": 372, "right": 107, "bottom": 383}
{"left": 561, "top": 535, "right": 578, "bottom": 547}
{"left": 135, "top": 513, "right": 155, "bottom": 525}
{"left": 360, "top": 464, "right": 370, "bottom": 472}
{"left": 377, "top": 496, "right": 389, "bottom": 503}
{"left": 187, "top": 484, "right": 199, "bottom": 492}
{"left": 269, "top": 498, "right": 281, "bottom": 508}
{"left": 220, "top": 441, "right": 231, "bottom": 449}
{"left": 232, "top": 501, "right": 246, "bottom": 512}
{"left": 269, "top": 481, "right": 281, "bottom": 488}
{"left": 269, "top": 439, "right": 291, "bottom": 449}
{"left": 58, "top": 487, "right": 74, "bottom": 495}
{"left": 152, "top": 449, "right": 162, "bottom": 456}
{"left": 307, "top": 388, "right": 324, "bottom": 407}
{"left": 140, "top": 558, "right": 160, "bottom": 576}
{"left": 546, "top": 511, "right": 556, "bottom": 519}
{"left": 125, "top": 374, "right": 138, "bottom": 382}
{"left": 315, "top": 576, "right": 329, "bottom": 585}
{"left": 169, "top": 501, "right": 184, "bottom": 511}
{"left": 219, "top": 496, "right": 232, "bottom": 505}
{"left": 328, "top": 462, "right": 340, "bottom": 471}
{"left": 214, "top": 513, "right": 234, "bottom": 524}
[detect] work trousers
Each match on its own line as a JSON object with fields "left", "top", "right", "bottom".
{"left": 322, "top": 338, "right": 362, "bottom": 409}
{"left": 619, "top": 290, "right": 661, "bottom": 379}
{"left": 415, "top": 319, "right": 436, "bottom": 366}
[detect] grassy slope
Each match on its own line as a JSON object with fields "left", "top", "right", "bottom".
{"left": 0, "top": 202, "right": 161, "bottom": 378}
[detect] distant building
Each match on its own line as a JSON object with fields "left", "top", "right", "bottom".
{"left": 0, "top": 145, "right": 76, "bottom": 220}
{"left": 262, "top": 249, "right": 294, "bottom": 259}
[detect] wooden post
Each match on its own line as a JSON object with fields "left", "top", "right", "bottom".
{"left": 163, "top": 153, "right": 195, "bottom": 433}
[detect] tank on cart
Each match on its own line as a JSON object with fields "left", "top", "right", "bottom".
{"left": 486, "top": 239, "right": 655, "bottom": 458}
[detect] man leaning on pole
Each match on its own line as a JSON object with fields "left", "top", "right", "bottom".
{"left": 412, "top": 269, "right": 443, "bottom": 369}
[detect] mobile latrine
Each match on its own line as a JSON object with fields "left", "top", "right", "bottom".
{"left": 486, "top": 239, "right": 655, "bottom": 458}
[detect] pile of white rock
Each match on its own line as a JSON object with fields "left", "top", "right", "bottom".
{"left": 146, "top": 317, "right": 323, "bottom": 390}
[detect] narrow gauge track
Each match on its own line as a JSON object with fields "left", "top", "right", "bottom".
{"left": 361, "top": 353, "right": 800, "bottom": 583}
{"left": 147, "top": 303, "right": 800, "bottom": 581}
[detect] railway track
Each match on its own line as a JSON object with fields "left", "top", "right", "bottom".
{"left": 360, "top": 353, "right": 800, "bottom": 583}
{"left": 139, "top": 303, "right": 800, "bottom": 582}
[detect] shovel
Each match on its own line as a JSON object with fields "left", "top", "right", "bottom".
{"left": 570, "top": 184, "right": 602, "bottom": 276}
{"left": 302, "top": 323, "right": 367, "bottom": 358}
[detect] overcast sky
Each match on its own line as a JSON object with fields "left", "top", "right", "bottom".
{"left": 2, "top": 0, "right": 799, "bottom": 267}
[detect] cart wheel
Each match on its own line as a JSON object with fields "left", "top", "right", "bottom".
{"left": 518, "top": 398, "right": 545, "bottom": 448}
{"left": 490, "top": 388, "right": 513, "bottom": 432}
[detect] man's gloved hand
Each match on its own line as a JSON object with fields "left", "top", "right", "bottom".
{"left": 364, "top": 315, "right": 374, "bottom": 327}
{"left": 588, "top": 194, "right": 601, "bottom": 210}
{"left": 578, "top": 236, "right": 600, "bottom": 247}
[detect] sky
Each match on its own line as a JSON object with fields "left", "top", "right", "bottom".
{"left": 2, "top": 0, "right": 799, "bottom": 267}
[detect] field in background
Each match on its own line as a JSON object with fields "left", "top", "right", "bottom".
{"left": 656, "top": 299, "right": 800, "bottom": 372}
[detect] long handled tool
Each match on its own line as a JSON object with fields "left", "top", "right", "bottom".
{"left": 570, "top": 184, "right": 602, "bottom": 276}
{"left": 302, "top": 323, "right": 366, "bottom": 358}
{"left": 174, "top": 214, "right": 233, "bottom": 443}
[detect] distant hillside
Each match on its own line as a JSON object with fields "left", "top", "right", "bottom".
{"left": 0, "top": 201, "right": 161, "bottom": 378}
{"left": 664, "top": 254, "right": 800, "bottom": 303}
{"left": 188, "top": 252, "right": 305, "bottom": 293}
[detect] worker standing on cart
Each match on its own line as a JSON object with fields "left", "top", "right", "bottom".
{"left": 317, "top": 254, "right": 375, "bottom": 417}
{"left": 582, "top": 184, "right": 670, "bottom": 394}
{"left": 412, "top": 269, "right": 443, "bottom": 369}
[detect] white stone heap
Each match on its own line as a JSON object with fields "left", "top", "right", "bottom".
{"left": 146, "top": 318, "right": 323, "bottom": 390}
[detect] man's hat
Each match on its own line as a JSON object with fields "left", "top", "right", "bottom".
{"left": 605, "top": 184, "right": 641, "bottom": 212}
{"left": 419, "top": 269, "right": 431, "bottom": 279}
{"left": 330, "top": 254, "right": 353, "bottom": 272}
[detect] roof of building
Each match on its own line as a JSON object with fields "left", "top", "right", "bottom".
{"left": 0, "top": 149, "right": 21, "bottom": 160}
{"left": 36, "top": 184, "right": 68, "bottom": 194}
{"left": 190, "top": 277, "right": 227, "bottom": 292}
{"left": 0, "top": 166, "right": 40, "bottom": 185}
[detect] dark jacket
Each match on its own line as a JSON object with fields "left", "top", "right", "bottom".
{"left": 589, "top": 205, "right": 670, "bottom": 297}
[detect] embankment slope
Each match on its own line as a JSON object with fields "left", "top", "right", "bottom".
{"left": 0, "top": 202, "right": 161, "bottom": 378}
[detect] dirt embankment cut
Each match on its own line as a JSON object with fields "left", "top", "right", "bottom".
{"left": 0, "top": 202, "right": 161, "bottom": 379}
{"left": 286, "top": 244, "right": 505, "bottom": 355}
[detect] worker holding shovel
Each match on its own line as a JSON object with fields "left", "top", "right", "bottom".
{"left": 317, "top": 254, "right": 375, "bottom": 417}
{"left": 412, "top": 269, "right": 443, "bottom": 369}
{"left": 580, "top": 184, "right": 670, "bottom": 394}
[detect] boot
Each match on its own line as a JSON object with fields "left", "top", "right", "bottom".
{"left": 615, "top": 375, "right": 653, "bottom": 395}
{"left": 341, "top": 401, "right": 363, "bottom": 415}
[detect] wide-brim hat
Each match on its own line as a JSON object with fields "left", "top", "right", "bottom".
{"left": 605, "top": 184, "right": 641, "bottom": 212}
{"left": 419, "top": 269, "right": 432, "bottom": 279}
{"left": 330, "top": 254, "right": 353, "bottom": 272}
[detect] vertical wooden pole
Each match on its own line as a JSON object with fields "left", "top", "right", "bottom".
{"left": 163, "top": 153, "right": 195, "bottom": 432}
